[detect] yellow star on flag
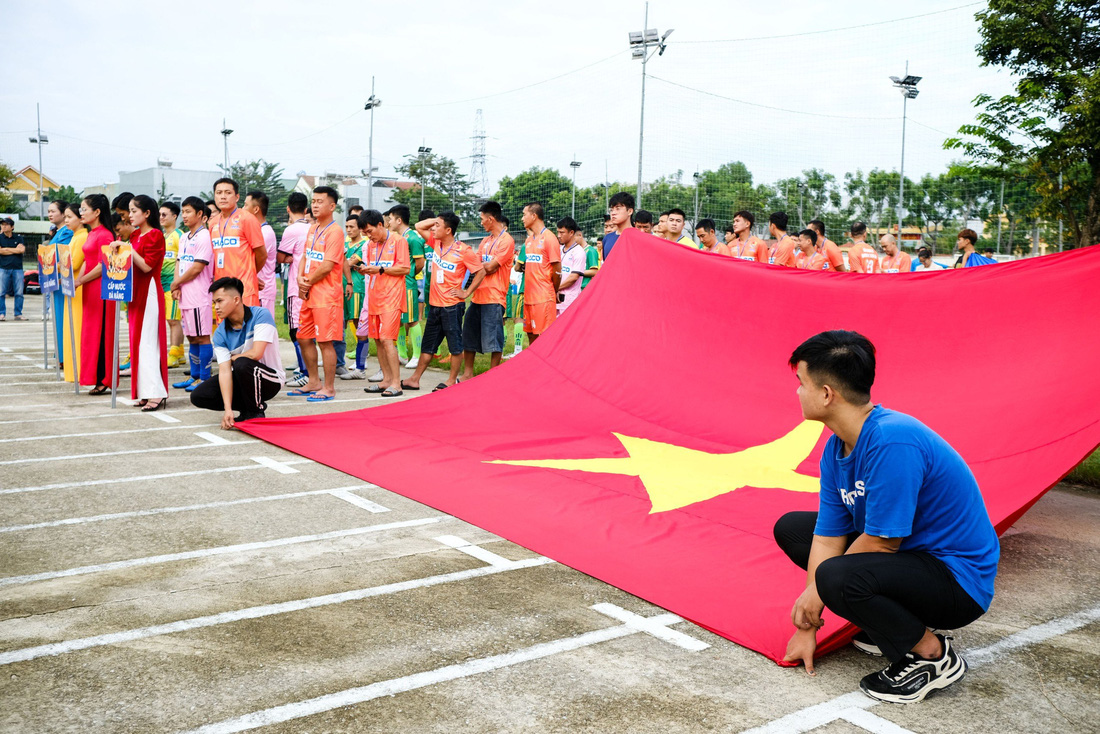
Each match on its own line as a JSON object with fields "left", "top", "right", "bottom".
{"left": 489, "top": 420, "right": 824, "bottom": 513}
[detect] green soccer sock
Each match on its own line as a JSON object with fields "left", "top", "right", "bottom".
{"left": 513, "top": 321, "right": 524, "bottom": 352}
{"left": 410, "top": 321, "right": 423, "bottom": 356}
{"left": 398, "top": 329, "right": 408, "bottom": 362}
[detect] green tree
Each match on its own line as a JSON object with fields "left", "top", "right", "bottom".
{"left": 492, "top": 167, "right": 574, "bottom": 230}
{"left": 945, "top": 0, "right": 1100, "bottom": 248}
{"left": 0, "top": 161, "right": 24, "bottom": 214}
{"left": 394, "top": 152, "right": 475, "bottom": 225}
{"left": 53, "top": 184, "right": 83, "bottom": 207}
{"left": 203, "top": 159, "right": 290, "bottom": 233}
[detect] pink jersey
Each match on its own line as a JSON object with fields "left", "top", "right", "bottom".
{"left": 278, "top": 220, "right": 310, "bottom": 297}
{"left": 558, "top": 243, "right": 587, "bottom": 314}
{"left": 259, "top": 222, "right": 277, "bottom": 306}
{"left": 178, "top": 226, "right": 214, "bottom": 310}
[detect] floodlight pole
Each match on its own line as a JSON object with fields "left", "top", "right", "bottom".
{"left": 570, "top": 158, "right": 582, "bottom": 218}
{"left": 365, "top": 77, "right": 381, "bottom": 209}
{"left": 636, "top": 2, "right": 649, "bottom": 209}
{"left": 34, "top": 104, "right": 45, "bottom": 220}
{"left": 896, "top": 62, "right": 910, "bottom": 241}
{"left": 220, "top": 119, "right": 234, "bottom": 171}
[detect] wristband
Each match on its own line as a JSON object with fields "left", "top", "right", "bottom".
{"left": 380, "top": 266, "right": 386, "bottom": 274}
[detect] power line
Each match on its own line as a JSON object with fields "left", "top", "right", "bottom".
{"left": 673, "top": 3, "right": 983, "bottom": 44}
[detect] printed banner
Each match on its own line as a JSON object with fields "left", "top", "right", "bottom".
{"left": 101, "top": 242, "right": 133, "bottom": 303}
{"left": 38, "top": 242, "right": 59, "bottom": 294}
{"left": 57, "top": 243, "right": 75, "bottom": 298}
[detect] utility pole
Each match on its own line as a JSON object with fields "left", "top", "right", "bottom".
{"left": 570, "top": 157, "right": 582, "bottom": 218}
{"left": 629, "top": 3, "right": 673, "bottom": 211}
{"left": 996, "top": 178, "right": 1004, "bottom": 254}
{"left": 220, "top": 119, "right": 234, "bottom": 171}
{"left": 1058, "top": 172, "right": 1064, "bottom": 251}
{"left": 417, "top": 145, "right": 432, "bottom": 211}
{"left": 28, "top": 104, "right": 49, "bottom": 220}
{"left": 364, "top": 77, "right": 381, "bottom": 209}
{"left": 890, "top": 64, "right": 921, "bottom": 245}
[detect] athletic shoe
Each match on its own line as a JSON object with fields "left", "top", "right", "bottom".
{"left": 859, "top": 634, "right": 966, "bottom": 704}
{"left": 404, "top": 356, "right": 419, "bottom": 369}
{"left": 236, "top": 409, "right": 266, "bottom": 422}
{"left": 286, "top": 372, "right": 309, "bottom": 388}
{"left": 339, "top": 368, "right": 366, "bottom": 380}
{"left": 852, "top": 631, "right": 883, "bottom": 657}
{"left": 185, "top": 382, "right": 200, "bottom": 393}
{"left": 502, "top": 351, "right": 521, "bottom": 360}
{"left": 334, "top": 365, "right": 350, "bottom": 378}
{"left": 368, "top": 369, "right": 384, "bottom": 382}
{"left": 172, "top": 377, "right": 196, "bottom": 390}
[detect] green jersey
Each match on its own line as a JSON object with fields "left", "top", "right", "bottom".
{"left": 581, "top": 244, "right": 600, "bottom": 289}
{"left": 161, "top": 228, "right": 182, "bottom": 289}
{"left": 404, "top": 228, "right": 426, "bottom": 290}
{"left": 346, "top": 239, "right": 366, "bottom": 293}
{"left": 515, "top": 242, "right": 526, "bottom": 294}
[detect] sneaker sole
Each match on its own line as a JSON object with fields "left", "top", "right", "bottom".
{"left": 852, "top": 638, "right": 883, "bottom": 657}
{"left": 860, "top": 656, "right": 968, "bottom": 704}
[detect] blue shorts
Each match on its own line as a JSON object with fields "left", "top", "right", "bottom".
{"left": 462, "top": 302, "right": 505, "bottom": 354}
{"left": 421, "top": 302, "right": 465, "bottom": 356}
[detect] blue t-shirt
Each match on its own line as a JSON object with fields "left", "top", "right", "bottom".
{"left": 212, "top": 305, "right": 285, "bottom": 384}
{"left": 50, "top": 226, "right": 73, "bottom": 246}
{"left": 602, "top": 230, "right": 620, "bottom": 259}
{"left": 814, "top": 406, "right": 1000, "bottom": 610}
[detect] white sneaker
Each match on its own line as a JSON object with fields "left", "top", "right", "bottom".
{"left": 368, "top": 369, "right": 384, "bottom": 382}
{"left": 334, "top": 365, "right": 350, "bottom": 378}
{"left": 404, "top": 356, "right": 419, "bottom": 369}
{"left": 342, "top": 369, "right": 366, "bottom": 380}
{"left": 286, "top": 372, "right": 309, "bottom": 388}
{"left": 503, "top": 350, "right": 522, "bottom": 360}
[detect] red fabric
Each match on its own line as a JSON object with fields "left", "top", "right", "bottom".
{"left": 127, "top": 228, "right": 168, "bottom": 400}
{"left": 241, "top": 231, "right": 1100, "bottom": 662}
{"left": 78, "top": 226, "right": 117, "bottom": 386}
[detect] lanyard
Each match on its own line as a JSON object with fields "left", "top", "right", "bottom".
{"left": 734, "top": 235, "right": 752, "bottom": 258}
{"left": 186, "top": 225, "right": 207, "bottom": 246}
{"left": 482, "top": 227, "right": 506, "bottom": 258}
{"left": 218, "top": 208, "right": 237, "bottom": 244}
{"left": 438, "top": 239, "right": 458, "bottom": 263}
{"left": 372, "top": 233, "right": 392, "bottom": 266}
{"left": 306, "top": 220, "right": 336, "bottom": 271}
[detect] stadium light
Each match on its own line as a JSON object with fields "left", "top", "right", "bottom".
{"left": 570, "top": 159, "right": 582, "bottom": 218}
{"left": 28, "top": 104, "right": 48, "bottom": 221}
{"left": 417, "top": 146, "right": 432, "bottom": 210}
{"left": 364, "top": 77, "right": 382, "bottom": 208}
{"left": 890, "top": 65, "right": 921, "bottom": 240}
{"left": 629, "top": 1, "right": 673, "bottom": 210}
{"left": 220, "top": 119, "right": 234, "bottom": 171}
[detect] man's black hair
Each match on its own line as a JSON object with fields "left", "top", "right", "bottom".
{"left": 696, "top": 218, "right": 716, "bottom": 233}
{"left": 556, "top": 216, "right": 579, "bottom": 232}
{"left": 419, "top": 209, "right": 435, "bottom": 221}
{"left": 667, "top": 207, "right": 686, "bottom": 219}
{"left": 479, "top": 200, "right": 503, "bottom": 221}
{"left": 245, "top": 190, "right": 269, "bottom": 218}
{"left": 850, "top": 221, "right": 867, "bottom": 237}
{"left": 788, "top": 330, "right": 876, "bottom": 405}
{"left": 602, "top": 214, "right": 611, "bottom": 223}
{"left": 724, "top": 223, "right": 736, "bottom": 234}
{"left": 523, "top": 202, "right": 545, "bottom": 220}
{"left": 181, "top": 196, "right": 206, "bottom": 215}
{"left": 313, "top": 185, "right": 339, "bottom": 203}
{"left": 597, "top": 234, "right": 604, "bottom": 242}
{"left": 204, "top": 199, "right": 217, "bottom": 210}
{"left": 438, "top": 211, "right": 460, "bottom": 235}
{"left": 608, "top": 191, "right": 635, "bottom": 210}
{"left": 799, "top": 228, "right": 818, "bottom": 245}
{"left": 360, "top": 209, "right": 384, "bottom": 227}
{"left": 659, "top": 210, "right": 670, "bottom": 218}
{"left": 390, "top": 204, "right": 412, "bottom": 224}
{"left": 634, "top": 210, "right": 653, "bottom": 225}
{"left": 348, "top": 205, "right": 364, "bottom": 215}
{"left": 111, "top": 192, "right": 134, "bottom": 212}
{"left": 733, "top": 210, "right": 755, "bottom": 227}
{"left": 808, "top": 219, "right": 825, "bottom": 236}
{"left": 769, "top": 211, "right": 789, "bottom": 231}
{"left": 287, "top": 191, "right": 308, "bottom": 214}
{"left": 209, "top": 276, "right": 245, "bottom": 296}
{"left": 213, "top": 178, "right": 239, "bottom": 195}
{"left": 346, "top": 212, "right": 362, "bottom": 224}
{"left": 160, "top": 201, "right": 181, "bottom": 218}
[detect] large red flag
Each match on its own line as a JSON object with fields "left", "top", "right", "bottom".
{"left": 242, "top": 232, "right": 1100, "bottom": 662}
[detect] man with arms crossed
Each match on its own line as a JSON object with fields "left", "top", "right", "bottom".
{"left": 190, "top": 276, "right": 284, "bottom": 427}
{"left": 775, "top": 330, "right": 999, "bottom": 703}
{"left": 460, "top": 200, "right": 514, "bottom": 382}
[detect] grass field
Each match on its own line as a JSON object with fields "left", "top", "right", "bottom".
{"left": 1067, "top": 448, "right": 1100, "bottom": 488}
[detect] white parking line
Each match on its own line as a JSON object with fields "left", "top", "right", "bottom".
{"left": 435, "top": 534, "right": 513, "bottom": 567}
{"left": 148, "top": 411, "right": 181, "bottom": 423}
{"left": 184, "top": 604, "right": 703, "bottom": 734}
{"left": 0, "top": 538, "right": 550, "bottom": 667}
{"left": 0, "top": 517, "right": 446, "bottom": 588}
{"left": 0, "top": 424, "right": 213, "bottom": 444}
{"left": 0, "top": 457, "right": 312, "bottom": 496}
{"left": 329, "top": 489, "right": 389, "bottom": 513}
{"left": 0, "top": 485, "right": 382, "bottom": 534}
{"left": 738, "top": 603, "right": 1100, "bottom": 734}
{"left": 248, "top": 456, "right": 301, "bottom": 474}
{"left": 0, "top": 431, "right": 254, "bottom": 466}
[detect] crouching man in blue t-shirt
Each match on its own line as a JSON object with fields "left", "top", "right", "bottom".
{"left": 775, "top": 330, "right": 999, "bottom": 704}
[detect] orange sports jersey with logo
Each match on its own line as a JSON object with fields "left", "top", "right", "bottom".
{"left": 703, "top": 241, "right": 731, "bottom": 256}
{"left": 471, "top": 229, "right": 515, "bottom": 306}
{"left": 367, "top": 232, "right": 410, "bottom": 314}
{"left": 881, "top": 252, "right": 912, "bottom": 273}
{"left": 818, "top": 239, "right": 845, "bottom": 270}
{"left": 429, "top": 240, "right": 483, "bottom": 307}
{"left": 794, "top": 249, "right": 828, "bottom": 270}
{"left": 769, "top": 235, "right": 797, "bottom": 267}
{"left": 848, "top": 243, "right": 881, "bottom": 273}
{"left": 731, "top": 236, "right": 769, "bottom": 263}
{"left": 209, "top": 207, "right": 265, "bottom": 305}
{"left": 302, "top": 220, "right": 346, "bottom": 308}
{"left": 523, "top": 227, "right": 562, "bottom": 304}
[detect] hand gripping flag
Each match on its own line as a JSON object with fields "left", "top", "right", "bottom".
{"left": 241, "top": 231, "right": 1100, "bottom": 662}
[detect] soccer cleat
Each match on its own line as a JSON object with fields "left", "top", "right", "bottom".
{"left": 368, "top": 369, "right": 384, "bottom": 382}
{"left": 185, "top": 381, "right": 200, "bottom": 393}
{"left": 852, "top": 630, "right": 883, "bottom": 657}
{"left": 172, "top": 377, "right": 196, "bottom": 390}
{"left": 859, "top": 634, "right": 967, "bottom": 704}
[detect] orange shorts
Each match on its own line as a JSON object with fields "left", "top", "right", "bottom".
{"left": 523, "top": 300, "right": 557, "bottom": 335}
{"left": 368, "top": 310, "right": 402, "bottom": 341}
{"left": 299, "top": 303, "right": 343, "bottom": 342}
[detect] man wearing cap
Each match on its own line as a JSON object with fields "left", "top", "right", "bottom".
{"left": 0, "top": 218, "right": 27, "bottom": 321}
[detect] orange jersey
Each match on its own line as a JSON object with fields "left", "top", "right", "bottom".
{"left": 818, "top": 238, "right": 845, "bottom": 270}
{"left": 523, "top": 227, "right": 561, "bottom": 304}
{"left": 769, "top": 235, "right": 797, "bottom": 267}
{"left": 881, "top": 251, "right": 912, "bottom": 273}
{"left": 429, "top": 239, "right": 483, "bottom": 307}
{"left": 794, "top": 249, "right": 827, "bottom": 270}
{"left": 702, "top": 241, "right": 731, "bottom": 256}
{"left": 848, "top": 243, "right": 881, "bottom": 273}
{"left": 730, "top": 235, "right": 769, "bottom": 263}
{"left": 302, "top": 219, "right": 345, "bottom": 308}
{"left": 366, "top": 232, "right": 410, "bottom": 314}
{"left": 471, "top": 228, "right": 515, "bottom": 306}
{"left": 209, "top": 207, "right": 265, "bottom": 306}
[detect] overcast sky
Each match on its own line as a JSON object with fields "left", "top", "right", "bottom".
{"left": 2, "top": 0, "right": 1013, "bottom": 194}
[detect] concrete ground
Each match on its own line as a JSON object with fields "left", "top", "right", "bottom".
{"left": 0, "top": 293, "right": 1097, "bottom": 734}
